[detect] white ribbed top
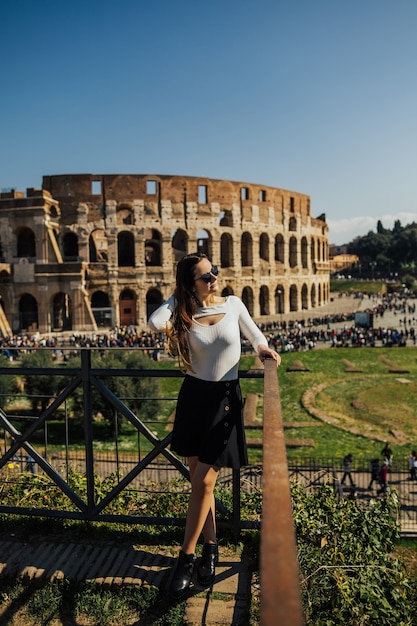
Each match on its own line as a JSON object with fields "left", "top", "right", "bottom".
{"left": 148, "top": 295, "right": 268, "bottom": 381}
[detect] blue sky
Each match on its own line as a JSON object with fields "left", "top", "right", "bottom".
{"left": 1, "top": 0, "right": 416, "bottom": 244}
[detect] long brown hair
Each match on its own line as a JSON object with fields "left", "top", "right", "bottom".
{"left": 167, "top": 251, "right": 208, "bottom": 370}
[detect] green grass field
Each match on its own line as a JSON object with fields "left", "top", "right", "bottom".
{"left": 8, "top": 343, "right": 416, "bottom": 468}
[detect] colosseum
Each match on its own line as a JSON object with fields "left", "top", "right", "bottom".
{"left": 0, "top": 173, "right": 330, "bottom": 335}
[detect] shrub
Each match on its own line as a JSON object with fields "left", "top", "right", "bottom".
{"left": 292, "top": 483, "right": 415, "bottom": 624}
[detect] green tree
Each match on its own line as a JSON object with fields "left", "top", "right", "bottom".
{"left": 67, "top": 349, "right": 161, "bottom": 434}
{"left": 20, "top": 350, "right": 65, "bottom": 413}
{"left": 0, "top": 354, "right": 17, "bottom": 409}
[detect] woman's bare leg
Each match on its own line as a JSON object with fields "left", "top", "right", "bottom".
{"left": 182, "top": 457, "right": 219, "bottom": 554}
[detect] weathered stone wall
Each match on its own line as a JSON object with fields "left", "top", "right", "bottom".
{"left": 0, "top": 174, "right": 330, "bottom": 334}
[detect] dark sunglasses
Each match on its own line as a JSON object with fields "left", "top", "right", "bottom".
{"left": 196, "top": 265, "right": 219, "bottom": 283}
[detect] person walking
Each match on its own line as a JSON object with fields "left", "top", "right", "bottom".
{"left": 341, "top": 453, "right": 355, "bottom": 486}
{"left": 148, "top": 251, "right": 280, "bottom": 600}
{"left": 408, "top": 450, "right": 417, "bottom": 481}
{"left": 378, "top": 460, "right": 389, "bottom": 495}
{"left": 368, "top": 458, "right": 380, "bottom": 490}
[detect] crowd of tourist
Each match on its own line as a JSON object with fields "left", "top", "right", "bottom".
{"left": 1, "top": 292, "right": 417, "bottom": 360}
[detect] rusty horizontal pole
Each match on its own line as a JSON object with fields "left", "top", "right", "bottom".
{"left": 260, "top": 359, "right": 304, "bottom": 626}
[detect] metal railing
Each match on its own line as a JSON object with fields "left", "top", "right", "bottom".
{"left": 260, "top": 359, "right": 304, "bottom": 625}
{"left": 0, "top": 349, "right": 264, "bottom": 534}
{"left": 0, "top": 348, "right": 305, "bottom": 623}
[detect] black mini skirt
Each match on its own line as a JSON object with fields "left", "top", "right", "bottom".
{"left": 170, "top": 375, "right": 248, "bottom": 469}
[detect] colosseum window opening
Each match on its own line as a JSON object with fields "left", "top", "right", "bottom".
{"left": 91, "top": 290, "right": 112, "bottom": 327}
{"left": 145, "top": 229, "right": 162, "bottom": 266}
{"left": 16, "top": 227, "right": 36, "bottom": 258}
{"left": 241, "top": 232, "right": 253, "bottom": 266}
{"left": 259, "top": 233, "right": 269, "bottom": 261}
{"left": 146, "top": 180, "right": 157, "bottom": 195}
{"left": 172, "top": 229, "right": 188, "bottom": 262}
{"left": 198, "top": 185, "right": 208, "bottom": 204}
{"left": 53, "top": 293, "right": 72, "bottom": 330}
{"left": 289, "top": 236, "right": 297, "bottom": 268}
{"left": 89, "top": 230, "right": 107, "bottom": 263}
{"left": 275, "top": 287, "right": 284, "bottom": 314}
{"left": 117, "top": 206, "right": 133, "bottom": 225}
{"left": 146, "top": 288, "right": 163, "bottom": 320}
{"left": 290, "top": 196, "right": 295, "bottom": 212}
{"left": 221, "top": 233, "right": 233, "bottom": 267}
{"left": 259, "top": 285, "right": 270, "bottom": 315}
{"left": 197, "top": 229, "right": 210, "bottom": 257}
{"left": 240, "top": 187, "right": 249, "bottom": 201}
{"left": 117, "top": 231, "right": 135, "bottom": 267}
{"left": 275, "top": 235, "right": 284, "bottom": 263}
{"left": 19, "top": 293, "right": 38, "bottom": 331}
{"left": 311, "top": 285, "right": 316, "bottom": 307}
{"left": 0, "top": 270, "right": 11, "bottom": 283}
{"left": 290, "top": 285, "right": 298, "bottom": 312}
{"left": 91, "top": 180, "right": 102, "bottom": 195}
{"left": 301, "top": 284, "right": 308, "bottom": 310}
{"left": 119, "top": 289, "right": 136, "bottom": 326}
{"left": 62, "top": 232, "right": 79, "bottom": 261}
{"left": 289, "top": 216, "right": 297, "bottom": 231}
{"left": 259, "top": 189, "right": 267, "bottom": 202}
{"left": 219, "top": 210, "right": 233, "bottom": 227}
{"left": 301, "top": 237, "right": 308, "bottom": 268}
{"left": 242, "top": 286, "right": 254, "bottom": 316}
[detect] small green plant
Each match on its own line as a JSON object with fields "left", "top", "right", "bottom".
{"left": 292, "top": 483, "right": 415, "bottom": 624}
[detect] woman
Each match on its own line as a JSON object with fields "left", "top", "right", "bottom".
{"left": 148, "top": 252, "right": 280, "bottom": 600}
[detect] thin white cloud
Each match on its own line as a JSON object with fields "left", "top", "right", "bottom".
{"left": 328, "top": 212, "right": 417, "bottom": 245}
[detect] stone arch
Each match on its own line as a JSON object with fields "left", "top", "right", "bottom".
{"left": 145, "top": 228, "right": 162, "bottom": 266}
{"left": 119, "top": 288, "right": 137, "bottom": 326}
{"left": 242, "top": 286, "right": 254, "bottom": 316}
{"left": 16, "top": 227, "right": 36, "bottom": 258}
{"left": 146, "top": 288, "right": 164, "bottom": 320}
{"left": 221, "top": 285, "right": 234, "bottom": 297}
{"left": 289, "top": 284, "right": 298, "bottom": 312}
{"left": 289, "top": 236, "right": 297, "bottom": 268}
{"left": 91, "top": 290, "right": 112, "bottom": 327}
{"left": 89, "top": 229, "right": 107, "bottom": 262}
{"left": 172, "top": 228, "right": 188, "bottom": 262}
{"left": 219, "top": 210, "right": 233, "bottom": 227}
{"left": 259, "top": 285, "right": 270, "bottom": 315}
{"left": 197, "top": 229, "right": 212, "bottom": 259}
{"left": 118, "top": 231, "right": 135, "bottom": 267}
{"left": 301, "top": 283, "right": 308, "bottom": 310}
{"left": 275, "top": 234, "right": 284, "bottom": 263}
{"left": 289, "top": 216, "right": 297, "bottom": 231}
{"left": 0, "top": 269, "right": 11, "bottom": 283}
{"left": 311, "top": 284, "right": 316, "bottom": 308}
{"left": 220, "top": 233, "right": 234, "bottom": 267}
{"left": 241, "top": 232, "right": 253, "bottom": 266}
{"left": 62, "top": 232, "right": 79, "bottom": 260}
{"left": 52, "top": 292, "right": 72, "bottom": 331}
{"left": 259, "top": 233, "right": 269, "bottom": 262}
{"left": 311, "top": 238, "right": 316, "bottom": 264}
{"left": 18, "top": 293, "right": 38, "bottom": 331}
{"left": 301, "top": 237, "right": 308, "bottom": 268}
{"left": 116, "top": 204, "right": 133, "bottom": 225}
{"left": 275, "top": 285, "right": 284, "bottom": 314}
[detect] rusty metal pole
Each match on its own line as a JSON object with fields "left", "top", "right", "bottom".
{"left": 260, "top": 359, "right": 304, "bottom": 626}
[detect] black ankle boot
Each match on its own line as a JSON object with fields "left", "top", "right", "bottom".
{"left": 197, "top": 542, "right": 218, "bottom": 587}
{"left": 169, "top": 550, "right": 196, "bottom": 600}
